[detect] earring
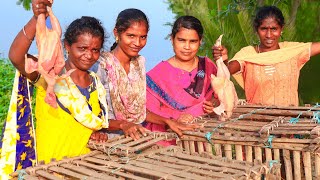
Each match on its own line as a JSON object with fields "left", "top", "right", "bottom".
{"left": 115, "top": 36, "right": 119, "bottom": 43}
{"left": 65, "top": 51, "right": 69, "bottom": 59}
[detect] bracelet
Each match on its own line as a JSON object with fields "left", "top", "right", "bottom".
{"left": 22, "top": 26, "right": 34, "bottom": 43}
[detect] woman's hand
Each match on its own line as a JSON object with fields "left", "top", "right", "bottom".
{"left": 203, "top": 99, "right": 219, "bottom": 114}
{"left": 32, "top": 0, "right": 52, "bottom": 18}
{"left": 90, "top": 131, "right": 108, "bottom": 143}
{"left": 212, "top": 45, "right": 228, "bottom": 62}
{"left": 120, "top": 122, "right": 148, "bottom": 140}
{"left": 165, "top": 118, "right": 200, "bottom": 137}
{"left": 177, "top": 113, "right": 194, "bottom": 124}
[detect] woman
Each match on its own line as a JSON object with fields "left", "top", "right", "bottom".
{"left": 95, "top": 9, "right": 197, "bottom": 140}
{"left": 213, "top": 5, "right": 320, "bottom": 106}
{"left": 7, "top": 0, "right": 108, "bottom": 164}
{"left": 144, "top": 16, "right": 218, "bottom": 146}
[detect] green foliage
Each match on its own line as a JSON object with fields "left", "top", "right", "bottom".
{"left": 16, "top": 0, "right": 32, "bottom": 10}
{"left": 167, "top": 0, "right": 320, "bottom": 103}
{"left": 0, "top": 59, "right": 15, "bottom": 135}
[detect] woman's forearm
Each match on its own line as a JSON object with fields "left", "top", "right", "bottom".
{"left": 145, "top": 110, "right": 170, "bottom": 125}
{"left": 9, "top": 16, "right": 38, "bottom": 80}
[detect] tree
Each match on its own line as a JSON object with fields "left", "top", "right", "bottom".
{"left": 16, "top": 0, "right": 32, "bottom": 10}
{"left": 167, "top": 0, "right": 320, "bottom": 104}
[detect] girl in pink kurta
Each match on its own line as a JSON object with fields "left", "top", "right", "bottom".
{"left": 145, "top": 16, "right": 218, "bottom": 146}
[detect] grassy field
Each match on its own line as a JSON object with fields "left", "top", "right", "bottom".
{"left": 0, "top": 58, "right": 15, "bottom": 135}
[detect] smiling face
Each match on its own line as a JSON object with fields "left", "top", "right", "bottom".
{"left": 171, "top": 27, "right": 201, "bottom": 62}
{"left": 114, "top": 21, "right": 148, "bottom": 59}
{"left": 257, "top": 17, "right": 283, "bottom": 51}
{"left": 65, "top": 33, "right": 102, "bottom": 71}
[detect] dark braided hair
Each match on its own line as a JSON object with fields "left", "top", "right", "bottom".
{"left": 171, "top": 15, "right": 203, "bottom": 40}
{"left": 110, "top": 8, "right": 149, "bottom": 51}
{"left": 64, "top": 16, "right": 105, "bottom": 48}
{"left": 253, "top": 6, "right": 285, "bottom": 32}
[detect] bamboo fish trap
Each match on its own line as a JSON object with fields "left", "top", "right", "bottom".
{"left": 11, "top": 146, "right": 279, "bottom": 180}
{"left": 179, "top": 104, "right": 320, "bottom": 180}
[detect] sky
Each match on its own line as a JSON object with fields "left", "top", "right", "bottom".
{"left": 0, "top": 0, "right": 176, "bottom": 71}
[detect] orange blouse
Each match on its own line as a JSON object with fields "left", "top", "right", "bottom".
{"left": 231, "top": 42, "right": 311, "bottom": 106}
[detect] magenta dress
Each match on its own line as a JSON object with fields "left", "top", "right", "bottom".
{"left": 145, "top": 56, "right": 217, "bottom": 146}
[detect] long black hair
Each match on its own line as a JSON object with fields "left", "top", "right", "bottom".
{"left": 110, "top": 8, "right": 149, "bottom": 51}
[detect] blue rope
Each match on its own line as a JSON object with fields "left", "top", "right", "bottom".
{"left": 264, "top": 135, "right": 274, "bottom": 148}
{"left": 17, "top": 170, "right": 27, "bottom": 180}
{"left": 268, "top": 160, "right": 278, "bottom": 169}
{"left": 313, "top": 111, "right": 320, "bottom": 124}
{"left": 204, "top": 106, "right": 269, "bottom": 144}
{"left": 289, "top": 103, "right": 320, "bottom": 124}
{"left": 289, "top": 112, "right": 302, "bottom": 124}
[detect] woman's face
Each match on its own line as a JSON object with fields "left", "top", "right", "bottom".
{"left": 65, "top": 33, "right": 102, "bottom": 71}
{"left": 171, "top": 27, "right": 201, "bottom": 62}
{"left": 257, "top": 17, "right": 283, "bottom": 51}
{"left": 115, "top": 21, "right": 148, "bottom": 58}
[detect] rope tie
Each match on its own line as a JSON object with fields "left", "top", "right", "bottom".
{"left": 204, "top": 106, "right": 270, "bottom": 144}
{"left": 312, "top": 111, "right": 320, "bottom": 124}
{"left": 264, "top": 135, "right": 274, "bottom": 148}
{"left": 289, "top": 103, "right": 320, "bottom": 124}
{"left": 268, "top": 160, "right": 278, "bottom": 169}
{"left": 17, "top": 170, "right": 27, "bottom": 180}
{"left": 289, "top": 112, "right": 303, "bottom": 124}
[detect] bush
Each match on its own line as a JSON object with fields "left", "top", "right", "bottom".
{"left": 0, "top": 59, "right": 15, "bottom": 135}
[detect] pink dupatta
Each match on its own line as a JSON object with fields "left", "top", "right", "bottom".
{"left": 145, "top": 57, "right": 217, "bottom": 144}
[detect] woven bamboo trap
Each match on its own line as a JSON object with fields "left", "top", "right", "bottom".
{"left": 87, "top": 132, "right": 178, "bottom": 157}
{"left": 11, "top": 146, "right": 279, "bottom": 180}
{"left": 179, "top": 104, "right": 320, "bottom": 180}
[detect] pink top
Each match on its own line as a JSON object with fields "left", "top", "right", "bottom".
{"left": 145, "top": 56, "right": 217, "bottom": 146}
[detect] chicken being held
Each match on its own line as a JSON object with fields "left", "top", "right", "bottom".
{"left": 25, "top": 5, "right": 74, "bottom": 108}
{"left": 211, "top": 35, "right": 238, "bottom": 121}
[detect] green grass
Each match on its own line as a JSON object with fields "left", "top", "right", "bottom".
{"left": 0, "top": 58, "right": 15, "bottom": 135}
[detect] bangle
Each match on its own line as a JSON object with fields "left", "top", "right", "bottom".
{"left": 22, "top": 26, "right": 34, "bottom": 43}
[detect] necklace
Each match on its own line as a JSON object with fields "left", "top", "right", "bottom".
{"left": 173, "top": 56, "right": 197, "bottom": 72}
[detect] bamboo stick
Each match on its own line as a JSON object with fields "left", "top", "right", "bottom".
{"left": 245, "top": 146, "right": 253, "bottom": 162}
{"left": 273, "top": 149, "right": 281, "bottom": 177}
{"left": 183, "top": 141, "right": 190, "bottom": 152}
{"left": 224, "top": 133, "right": 233, "bottom": 159}
{"left": 265, "top": 148, "right": 272, "bottom": 162}
{"left": 235, "top": 145, "right": 243, "bottom": 161}
{"left": 189, "top": 140, "right": 195, "bottom": 154}
{"left": 214, "top": 143, "right": 222, "bottom": 157}
{"left": 315, "top": 153, "right": 320, "bottom": 179}
{"left": 197, "top": 142, "right": 204, "bottom": 154}
{"left": 283, "top": 150, "right": 293, "bottom": 180}
{"left": 205, "top": 142, "right": 213, "bottom": 154}
{"left": 254, "top": 147, "right": 262, "bottom": 162}
{"left": 292, "top": 151, "right": 301, "bottom": 180}
{"left": 302, "top": 152, "right": 312, "bottom": 180}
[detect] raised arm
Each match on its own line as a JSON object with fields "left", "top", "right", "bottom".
{"left": 311, "top": 42, "right": 320, "bottom": 57}
{"left": 8, "top": 0, "right": 51, "bottom": 81}
{"left": 212, "top": 45, "right": 241, "bottom": 74}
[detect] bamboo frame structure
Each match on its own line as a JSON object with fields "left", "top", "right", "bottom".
{"left": 178, "top": 104, "right": 320, "bottom": 180}
{"left": 11, "top": 146, "right": 279, "bottom": 179}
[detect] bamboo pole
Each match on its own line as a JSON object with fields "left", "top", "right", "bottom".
{"left": 214, "top": 144, "right": 222, "bottom": 157}
{"left": 235, "top": 145, "right": 243, "bottom": 161}
{"left": 292, "top": 151, "right": 301, "bottom": 180}
{"left": 265, "top": 148, "right": 272, "bottom": 162}
{"left": 283, "top": 150, "right": 293, "bottom": 180}
{"left": 254, "top": 147, "right": 262, "bottom": 162}
{"left": 245, "top": 146, "right": 253, "bottom": 162}
{"left": 197, "top": 142, "right": 204, "bottom": 154}
{"left": 302, "top": 152, "right": 312, "bottom": 180}
{"left": 189, "top": 140, "right": 195, "bottom": 154}
{"left": 205, "top": 142, "right": 213, "bottom": 154}
{"left": 224, "top": 133, "right": 233, "bottom": 159}
{"left": 273, "top": 149, "right": 281, "bottom": 177}
{"left": 315, "top": 153, "right": 320, "bottom": 179}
